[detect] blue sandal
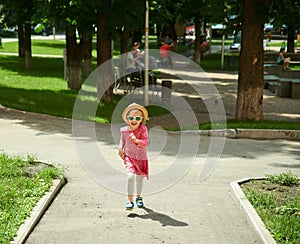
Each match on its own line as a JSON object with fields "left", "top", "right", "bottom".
{"left": 136, "top": 197, "right": 144, "bottom": 208}
{"left": 125, "top": 202, "right": 134, "bottom": 210}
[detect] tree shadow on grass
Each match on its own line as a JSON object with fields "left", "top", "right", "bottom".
{"left": 0, "top": 55, "right": 63, "bottom": 78}
{"left": 0, "top": 85, "right": 117, "bottom": 124}
{"left": 31, "top": 40, "right": 66, "bottom": 50}
{"left": 127, "top": 207, "right": 188, "bottom": 227}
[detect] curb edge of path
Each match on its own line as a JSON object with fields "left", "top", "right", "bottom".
{"left": 230, "top": 178, "right": 277, "bottom": 244}
{"left": 197, "top": 129, "right": 300, "bottom": 141}
{"left": 12, "top": 177, "right": 67, "bottom": 244}
{"left": 1, "top": 105, "right": 299, "bottom": 141}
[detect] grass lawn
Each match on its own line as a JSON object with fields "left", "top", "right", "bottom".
{"left": 198, "top": 119, "right": 300, "bottom": 131}
{"left": 0, "top": 54, "right": 168, "bottom": 123}
{"left": 242, "top": 171, "right": 300, "bottom": 243}
{"left": 0, "top": 39, "right": 299, "bottom": 129}
{"left": 0, "top": 153, "right": 64, "bottom": 243}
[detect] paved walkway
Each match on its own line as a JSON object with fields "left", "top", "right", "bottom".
{"left": 1, "top": 70, "right": 300, "bottom": 244}
{"left": 1, "top": 105, "right": 300, "bottom": 244}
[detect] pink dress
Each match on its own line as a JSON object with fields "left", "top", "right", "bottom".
{"left": 119, "top": 124, "right": 149, "bottom": 179}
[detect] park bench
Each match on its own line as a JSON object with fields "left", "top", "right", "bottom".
{"left": 113, "top": 56, "right": 159, "bottom": 95}
{"left": 264, "top": 73, "right": 300, "bottom": 98}
{"left": 126, "top": 70, "right": 158, "bottom": 94}
{"left": 263, "top": 74, "right": 280, "bottom": 90}
{"left": 290, "top": 60, "right": 300, "bottom": 65}
{"left": 264, "top": 52, "right": 300, "bottom": 65}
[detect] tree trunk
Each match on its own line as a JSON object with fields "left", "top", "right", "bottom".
{"left": 120, "top": 28, "right": 131, "bottom": 54}
{"left": 156, "top": 24, "right": 162, "bottom": 44}
{"left": 287, "top": 25, "right": 295, "bottom": 53}
{"left": 24, "top": 24, "right": 32, "bottom": 69}
{"left": 236, "top": 0, "right": 269, "bottom": 121}
{"left": 194, "top": 21, "right": 201, "bottom": 65}
{"left": 132, "top": 31, "right": 142, "bottom": 46}
{"left": 18, "top": 24, "right": 25, "bottom": 58}
{"left": 66, "top": 26, "right": 83, "bottom": 90}
{"left": 119, "top": 28, "right": 131, "bottom": 79}
{"left": 97, "top": 0, "right": 113, "bottom": 103}
{"left": 82, "top": 32, "right": 93, "bottom": 78}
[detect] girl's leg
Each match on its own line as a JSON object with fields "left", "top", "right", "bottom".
{"left": 135, "top": 175, "right": 144, "bottom": 207}
{"left": 136, "top": 175, "right": 144, "bottom": 198}
{"left": 127, "top": 172, "right": 135, "bottom": 203}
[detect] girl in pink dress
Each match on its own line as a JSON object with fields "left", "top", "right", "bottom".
{"left": 118, "top": 103, "right": 149, "bottom": 210}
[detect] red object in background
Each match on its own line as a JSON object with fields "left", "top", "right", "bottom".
{"left": 159, "top": 44, "right": 170, "bottom": 58}
{"left": 185, "top": 22, "right": 195, "bottom": 35}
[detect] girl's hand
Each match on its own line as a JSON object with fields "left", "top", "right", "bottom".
{"left": 130, "top": 133, "right": 138, "bottom": 144}
{"left": 119, "top": 150, "right": 125, "bottom": 159}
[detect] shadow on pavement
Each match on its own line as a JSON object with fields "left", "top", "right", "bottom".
{"left": 127, "top": 207, "right": 188, "bottom": 227}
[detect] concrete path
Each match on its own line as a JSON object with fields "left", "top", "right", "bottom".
{"left": 1, "top": 106, "right": 300, "bottom": 244}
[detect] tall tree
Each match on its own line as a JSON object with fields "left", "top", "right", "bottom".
{"left": 1, "top": 0, "right": 35, "bottom": 67}
{"left": 180, "top": 0, "right": 226, "bottom": 64}
{"left": 270, "top": 0, "right": 300, "bottom": 53}
{"left": 112, "top": 0, "right": 144, "bottom": 55}
{"left": 46, "top": 0, "right": 95, "bottom": 90}
{"left": 236, "top": 0, "right": 270, "bottom": 121}
{"left": 97, "top": 0, "right": 113, "bottom": 102}
{"left": 65, "top": 25, "right": 83, "bottom": 90}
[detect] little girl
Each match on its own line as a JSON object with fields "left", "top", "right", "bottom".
{"left": 118, "top": 103, "right": 149, "bottom": 210}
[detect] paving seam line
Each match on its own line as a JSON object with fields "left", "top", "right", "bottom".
{"left": 12, "top": 177, "right": 67, "bottom": 244}
{"left": 230, "top": 178, "right": 276, "bottom": 244}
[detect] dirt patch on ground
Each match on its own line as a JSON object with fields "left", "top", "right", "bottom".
{"left": 241, "top": 179, "right": 300, "bottom": 206}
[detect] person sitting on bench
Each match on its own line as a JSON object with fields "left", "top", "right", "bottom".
{"left": 277, "top": 47, "right": 291, "bottom": 70}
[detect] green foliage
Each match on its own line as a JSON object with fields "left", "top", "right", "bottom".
{"left": 0, "top": 30, "right": 17, "bottom": 38}
{"left": 0, "top": 153, "right": 64, "bottom": 243}
{"left": 243, "top": 172, "right": 300, "bottom": 243}
{"left": 266, "top": 171, "right": 300, "bottom": 186}
{"left": 244, "top": 189, "right": 276, "bottom": 209}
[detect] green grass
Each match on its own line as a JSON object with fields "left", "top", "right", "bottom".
{"left": 0, "top": 55, "right": 168, "bottom": 122}
{"left": 167, "top": 119, "right": 300, "bottom": 132}
{"left": 268, "top": 41, "right": 300, "bottom": 48}
{"left": 1, "top": 39, "right": 299, "bottom": 129}
{"left": 0, "top": 153, "right": 64, "bottom": 243}
{"left": 242, "top": 171, "right": 300, "bottom": 243}
{"left": 200, "top": 53, "right": 239, "bottom": 71}
{"left": 198, "top": 119, "right": 300, "bottom": 130}
{"left": 1, "top": 40, "right": 65, "bottom": 55}
{"left": 0, "top": 55, "right": 80, "bottom": 118}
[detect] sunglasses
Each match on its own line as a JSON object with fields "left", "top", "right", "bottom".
{"left": 127, "top": 116, "right": 143, "bottom": 122}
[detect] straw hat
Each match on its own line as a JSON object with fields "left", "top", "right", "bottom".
{"left": 122, "top": 103, "right": 148, "bottom": 123}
